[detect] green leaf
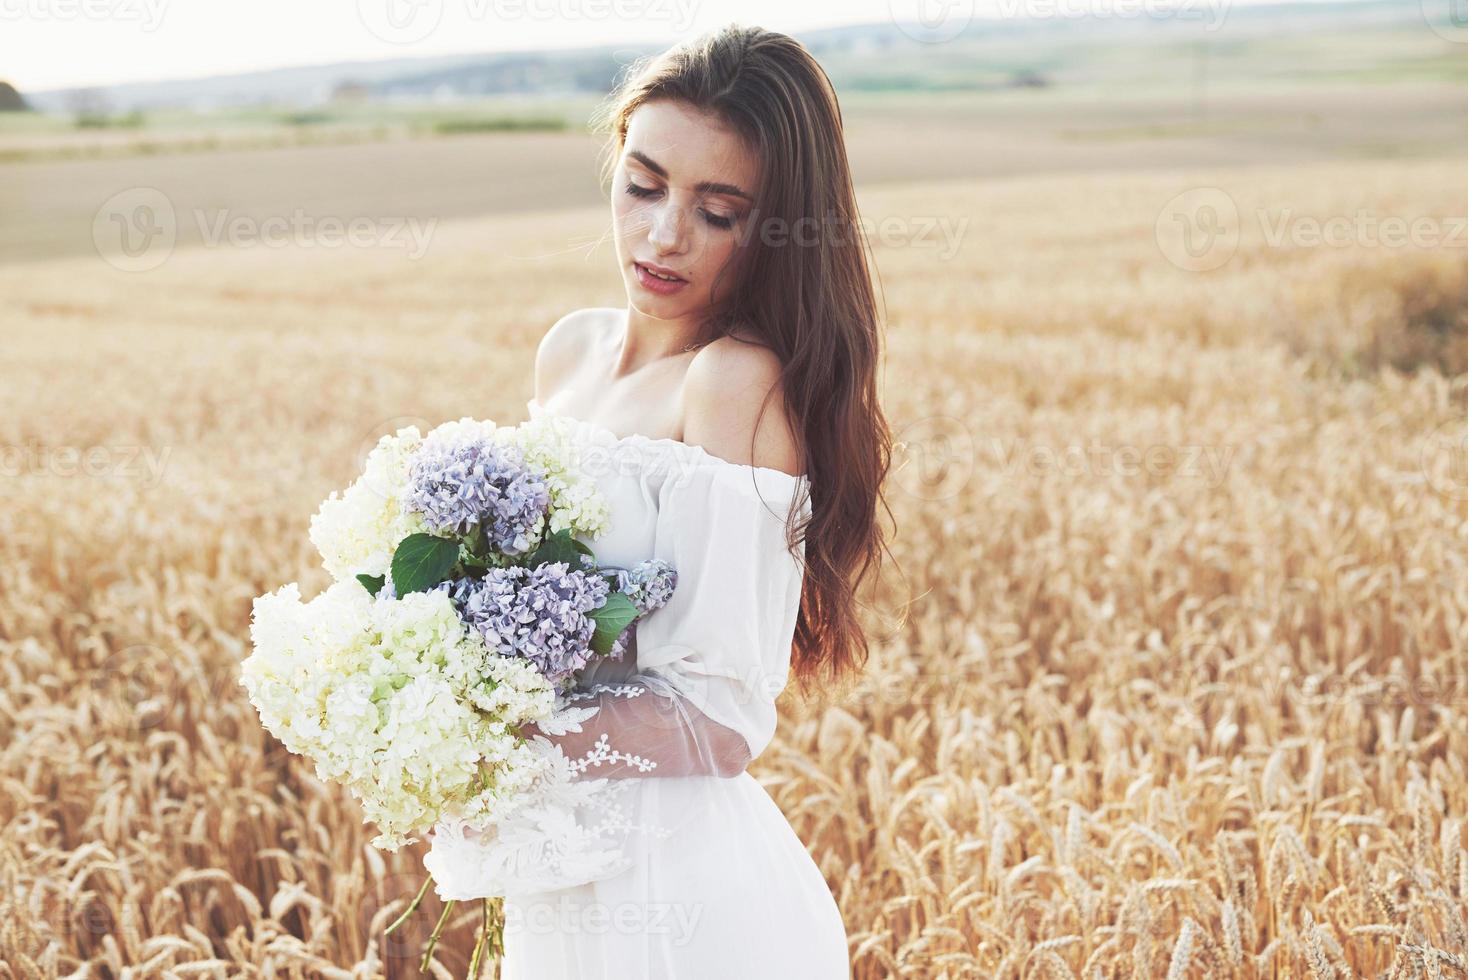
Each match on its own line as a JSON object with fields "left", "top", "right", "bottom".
{"left": 356, "top": 573, "right": 386, "bottom": 597}
{"left": 391, "top": 533, "right": 462, "bottom": 596}
{"left": 526, "top": 528, "right": 583, "bottom": 570}
{"left": 588, "top": 592, "right": 638, "bottom": 657}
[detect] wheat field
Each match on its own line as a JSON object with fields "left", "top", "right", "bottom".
{"left": 3, "top": 155, "right": 1468, "bottom": 978}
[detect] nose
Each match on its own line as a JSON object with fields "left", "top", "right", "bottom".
{"left": 647, "top": 199, "right": 687, "bottom": 256}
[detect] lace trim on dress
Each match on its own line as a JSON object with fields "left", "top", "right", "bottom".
{"left": 424, "top": 690, "right": 675, "bottom": 901}
{"left": 563, "top": 684, "right": 660, "bottom": 776}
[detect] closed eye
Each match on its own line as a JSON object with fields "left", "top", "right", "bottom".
{"left": 624, "top": 181, "right": 735, "bottom": 230}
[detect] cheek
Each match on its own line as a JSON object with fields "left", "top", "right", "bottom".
{"left": 611, "top": 194, "right": 645, "bottom": 240}
{"left": 691, "top": 234, "right": 742, "bottom": 284}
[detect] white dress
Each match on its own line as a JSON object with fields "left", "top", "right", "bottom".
{"left": 495, "top": 397, "right": 850, "bottom": 980}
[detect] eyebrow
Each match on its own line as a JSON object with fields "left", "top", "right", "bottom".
{"left": 627, "top": 150, "right": 753, "bottom": 202}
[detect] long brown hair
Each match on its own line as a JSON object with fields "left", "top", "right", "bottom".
{"left": 590, "top": 24, "right": 895, "bottom": 696}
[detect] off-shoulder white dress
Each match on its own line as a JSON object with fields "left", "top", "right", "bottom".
{"left": 494, "top": 397, "right": 849, "bottom": 980}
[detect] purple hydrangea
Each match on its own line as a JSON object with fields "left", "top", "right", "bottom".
{"left": 612, "top": 559, "right": 678, "bottom": 616}
{"left": 436, "top": 561, "right": 611, "bottom": 685}
{"left": 605, "top": 559, "right": 678, "bottom": 660}
{"left": 405, "top": 436, "right": 550, "bottom": 556}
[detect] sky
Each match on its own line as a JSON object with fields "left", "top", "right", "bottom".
{"left": 4, "top": 0, "right": 895, "bottom": 91}
{"left": 2, "top": 0, "right": 1368, "bottom": 92}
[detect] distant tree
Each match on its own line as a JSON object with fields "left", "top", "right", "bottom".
{"left": 1007, "top": 70, "right": 1051, "bottom": 89}
{"left": 68, "top": 87, "right": 111, "bottom": 126}
{"left": 0, "top": 81, "right": 30, "bottom": 112}
{"left": 332, "top": 79, "right": 370, "bottom": 103}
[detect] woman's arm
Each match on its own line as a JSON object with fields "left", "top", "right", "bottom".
{"left": 516, "top": 629, "right": 754, "bottom": 779}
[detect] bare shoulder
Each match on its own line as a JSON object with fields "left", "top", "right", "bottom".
{"left": 682, "top": 335, "right": 802, "bottom": 478}
{"left": 534, "top": 308, "right": 616, "bottom": 402}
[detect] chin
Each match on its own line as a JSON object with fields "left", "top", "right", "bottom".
{"left": 626, "top": 286, "right": 696, "bottom": 317}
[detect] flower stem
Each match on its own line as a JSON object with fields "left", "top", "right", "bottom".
{"left": 464, "top": 897, "right": 507, "bottom": 978}
{"left": 466, "top": 898, "right": 490, "bottom": 978}
{"left": 420, "top": 898, "right": 456, "bottom": 972}
{"left": 384, "top": 875, "right": 432, "bottom": 936}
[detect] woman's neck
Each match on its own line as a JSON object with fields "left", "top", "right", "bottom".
{"left": 616, "top": 307, "right": 706, "bottom": 377}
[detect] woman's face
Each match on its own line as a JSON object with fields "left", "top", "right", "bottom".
{"left": 612, "top": 99, "right": 760, "bottom": 323}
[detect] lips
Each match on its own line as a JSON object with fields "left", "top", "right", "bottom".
{"left": 635, "top": 261, "right": 685, "bottom": 283}
{"left": 632, "top": 260, "right": 690, "bottom": 296}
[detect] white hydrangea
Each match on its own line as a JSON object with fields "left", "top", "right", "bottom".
{"left": 242, "top": 580, "right": 559, "bottom": 851}
{"left": 495, "top": 414, "right": 610, "bottom": 540}
{"left": 308, "top": 427, "right": 429, "bottom": 581}
{"left": 418, "top": 416, "right": 502, "bottom": 455}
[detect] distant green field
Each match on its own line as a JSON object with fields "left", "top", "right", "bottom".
{"left": 3, "top": 18, "right": 1462, "bottom": 163}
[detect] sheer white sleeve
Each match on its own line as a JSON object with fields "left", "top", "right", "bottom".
{"left": 525, "top": 460, "right": 810, "bottom": 780}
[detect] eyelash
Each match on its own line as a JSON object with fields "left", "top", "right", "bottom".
{"left": 624, "top": 181, "right": 735, "bottom": 229}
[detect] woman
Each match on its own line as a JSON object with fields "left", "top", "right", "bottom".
{"left": 501, "top": 24, "right": 892, "bottom": 978}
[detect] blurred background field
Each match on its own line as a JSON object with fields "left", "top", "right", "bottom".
{"left": 4, "top": 2, "right": 1468, "bottom": 978}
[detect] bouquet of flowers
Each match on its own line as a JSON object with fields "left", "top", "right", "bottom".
{"left": 240, "top": 415, "right": 676, "bottom": 974}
